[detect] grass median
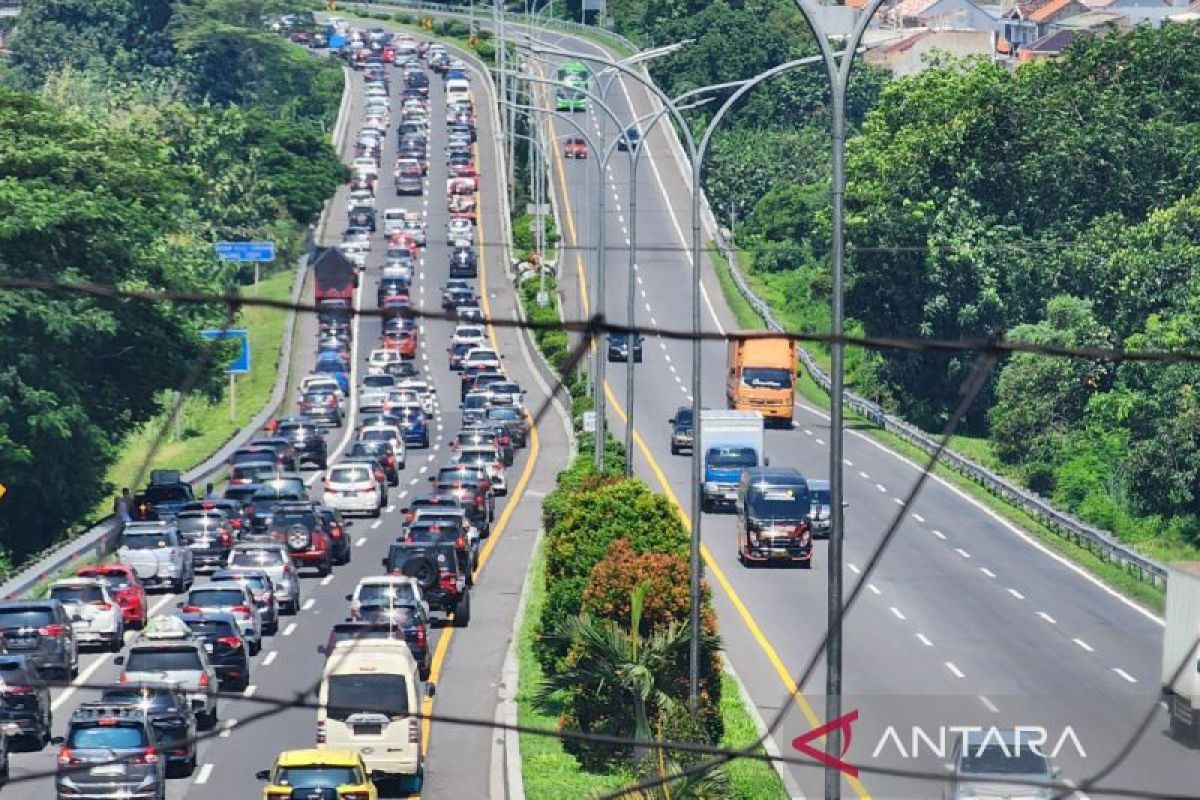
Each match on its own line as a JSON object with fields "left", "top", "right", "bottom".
{"left": 98, "top": 268, "right": 295, "bottom": 504}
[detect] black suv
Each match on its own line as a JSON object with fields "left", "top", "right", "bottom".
{"left": 347, "top": 440, "right": 400, "bottom": 486}
{"left": 382, "top": 542, "right": 471, "bottom": 627}
{"left": 177, "top": 612, "right": 252, "bottom": 691}
{"left": 274, "top": 418, "right": 329, "bottom": 470}
{"left": 100, "top": 683, "right": 198, "bottom": 776}
{"left": 54, "top": 703, "right": 166, "bottom": 800}
{"left": 606, "top": 330, "right": 644, "bottom": 363}
{"left": 132, "top": 469, "right": 195, "bottom": 522}
{"left": 448, "top": 246, "right": 478, "bottom": 278}
{"left": 355, "top": 601, "right": 433, "bottom": 679}
{"left": 0, "top": 654, "right": 52, "bottom": 749}
{"left": 315, "top": 505, "right": 352, "bottom": 566}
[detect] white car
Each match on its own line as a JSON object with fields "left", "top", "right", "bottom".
{"left": 361, "top": 373, "right": 396, "bottom": 394}
{"left": 358, "top": 424, "right": 406, "bottom": 457}
{"left": 397, "top": 379, "right": 436, "bottom": 416}
{"left": 452, "top": 324, "right": 486, "bottom": 348}
{"left": 346, "top": 576, "right": 427, "bottom": 619}
{"left": 359, "top": 388, "right": 389, "bottom": 414}
{"left": 352, "top": 157, "right": 380, "bottom": 178}
{"left": 299, "top": 376, "right": 346, "bottom": 410}
{"left": 463, "top": 346, "right": 502, "bottom": 371}
{"left": 346, "top": 189, "right": 376, "bottom": 213}
{"left": 342, "top": 230, "right": 372, "bottom": 252}
{"left": 48, "top": 578, "right": 124, "bottom": 652}
{"left": 453, "top": 445, "right": 507, "bottom": 495}
{"left": 445, "top": 217, "right": 475, "bottom": 246}
{"left": 367, "top": 348, "right": 403, "bottom": 374}
{"left": 324, "top": 463, "right": 383, "bottom": 517}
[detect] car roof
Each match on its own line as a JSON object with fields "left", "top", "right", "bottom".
{"left": 50, "top": 577, "right": 104, "bottom": 588}
{"left": 275, "top": 748, "right": 363, "bottom": 768}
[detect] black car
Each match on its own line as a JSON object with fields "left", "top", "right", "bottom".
{"left": 315, "top": 505, "right": 351, "bottom": 566}
{"left": 248, "top": 438, "right": 300, "bottom": 473}
{"left": 404, "top": 493, "right": 489, "bottom": 538}
{"left": 442, "top": 286, "right": 476, "bottom": 311}
{"left": 668, "top": 405, "right": 694, "bottom": 455}
{"left": 606, "top": 330, "right": 644, "bottom": 362}
{"left": 484, "top": 405, "right": 529, "bottom": 448}
{"left": 132, "top": 469, "right": 195, "bottom": 522}
{"left": 347, "top": 206, "right": 375, "bottom": 232}
{"left": 54, "top": 704, "right": 166, "bottom": 799}
{"left": 448, "top": 247, "right": 478, "bottom": 278}
{"left": 403, "top": 519, "right": 474, "bottom": 580}
{"left": 617, "top": 126, "right": 641, "bottom": 151}
{"left": 0, "top": 654, "right": 52, "bottom": 749}
{"left": 174, "top": 510, "right": 235, "bottom": 571}
{"left": 377, "top": 276, "right": 410, "bottom": 306}
{"left": 381, "top": 542, "right": 471, "bottom": 627}
{"left": 275, "top": 418, "right": 329, "bottom": 470}
{"left": 179, "top": 498, "right": 251, "bottom": 537}
{"left": 100, "top": 683, "right": 198, "bottom": 776}
{"left": 0, "top": 601, "right": 77, "bottom": 681}
{"left": 347, "top": 440, "right": 400, "bottom": 485}
{"left": 177, "top": 612, "right": 252, "bottom": 691}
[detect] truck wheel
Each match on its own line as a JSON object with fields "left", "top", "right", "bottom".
{"left": 318, "top": 556, "right": 332, "bottom": 578}
{"left": 172, "top": 576, "right": 185, "bottom": 594}
{"left": 454, "top": 590, "right": 471, "bottom": 627}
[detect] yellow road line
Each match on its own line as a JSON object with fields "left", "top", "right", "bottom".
{"left": 422, "top": 99, "right": 543, "bottom": 766}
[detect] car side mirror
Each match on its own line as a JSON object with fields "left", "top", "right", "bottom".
{"left": 344, "top": 593, "right": 353, "bottom": 602}
{"left": 668, "top": 417, "right": 675, "bottom": 424}
{"left": 317, "top": 645, "right": 327, "bottom": 655}
{"left": 51, "top": 736, "right": 65, "bottom": 746}
{"left": 113, "top": 656, "right": 125, "bottom": 666}
{"left": 255, "top": 769, "right": 271, "bottom": 781}
{"left": 842, "top": 501, "right": 850, "bottom": 509}
{"left": 763, "top": 457, "right": 770, "bottom": 467}
{"left": 381, "top": 557, "right": 389, "bottom": 567}
{"left": 426, "top": 682, "right": 437, "bottom": 697}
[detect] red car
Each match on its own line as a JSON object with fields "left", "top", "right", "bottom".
{"left": 382, "top": 47, "right": 396, "bottom": 63}
{"left": 77, "top": 563, "right": 148, "bottom": 628}
{"left": 563, "top": 137, "right": 588, "bottom": 159}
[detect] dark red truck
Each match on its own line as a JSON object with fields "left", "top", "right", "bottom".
{"left": 312, "top": 247, "right": 358, "bottom": 303}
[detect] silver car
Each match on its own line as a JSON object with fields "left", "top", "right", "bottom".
{"left": 179, "top": 582, "right": 263, "bottom": 655}
{"left": 117, "top": 522, "right": 195, "bottom": 593}
{"left": 116, "top": 637, "right": 219, "bottom": 730}
{"left": 225, "top": 543, "right": 301, "bottom": 615}
{"left": 946, "top": 728, "right": 1059, "bottom": 800}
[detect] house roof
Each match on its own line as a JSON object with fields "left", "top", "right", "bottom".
{"left": 1053, "top": 9, "right": 1127, "bottom": 26}
{"left": 1015, "top": 0, "right": 1080, "bottom": 20}
{"left": 890, "top": 0, "right": 941, "bottom": 20}
{"left": 1026, "top": 27, "right": 1080, "bottom": 50}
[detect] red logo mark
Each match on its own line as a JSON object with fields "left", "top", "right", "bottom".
{"left": 791, "top": 710, "right": 859, "bottom": 777}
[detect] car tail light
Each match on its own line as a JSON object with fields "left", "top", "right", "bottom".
{"left": 118, "top": 673, "right": 127, "bottom": 684}
{"left": 331, "top": 528, "right": 342, "bottom": 539}
{"left": 219, "top": 532, "right": 232, "bottom": 548}
{"left": 181, "top": 604, "right": 201, "bottom": 614}
{"left": 474, "top": 496, "right": 484, "bottom": 510}
{"left": 217, "top": 635, "right": 243, "bottom": 650}
{"left": 326, "top": 395, "right": 337, "bottom": 407}
{"left": 1, "top": 685, "right": 34, "bottom": 695}
{"left": 58, "top": 747, "right": 81, "bottom": 766}
{"left": 90, "top": 601, "right": 112, "bottom": 610}
{"left": 198, "top": 672, "right": 210, "bottom": 688}
{"left": 324, "top": 486, "right": 337, "bottom": 495}
{"left": 267, "top": 792, "right": 293, "bottom": 800}
{"left": 39, "top": 624, "right": 66, "bottom": 638}
{"left": 439, "top": 573, "right": 457, "bottom": 592}
{"left": 262, "top": 591, "right": 274, "bottom": 603}
{"left": 129, "top": 747, "right": 159, "bottom": 765}
{"left": 456, "top": 537, "right": 466, "bottom": 550}
{"left": 409, "top": 719, "right": 420, "bottom": 744}
{"left": 415, "top": 624, "right": 426, "bottom": 648}
{"left": 315, "top": 719, "right": 326, "bottom": 744}
{"left": 232, "top": 605, "right": 252, "bottom": 616}
{"left": 343, "top": 793, "right": 371, "bottom": 800}
{"left": 387, "top": 454, "right": 395, "bottom": 467}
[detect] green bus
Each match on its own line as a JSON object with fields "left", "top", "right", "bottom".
{"left": 555, "top": 61, "right": 589, "bottom": 111}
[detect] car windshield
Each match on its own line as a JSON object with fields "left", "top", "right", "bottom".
{"left": 325, "top": 674, "right": 409, "bottom": 721}
{"left": 189, "top": 589, "right": 245, "bottom": 607}
{"left": 463, "top": 396, "right": 488, "bottom": 409}
{"left": 746, "top": 485, "right": 810, "bottom": 521}
{"left": 144, "top": 485, "right": 190, "bottom": 503}
{"left": 69, "top": 725, "right": 148, "bottom": 750}
{"left": 960, "top": 744, "right": 1050, "bottom": 776}
{"left": 122, "top": 533, "right": 171, "bottom": 550}
{"left": 741, "top": 367, "right": 793, "bottom": 389}
{"left": 85, "top": 571, "right": 133, "bottom": 591}
{"left": 674, "top": 409, "right": 693, "bottom": 426}
{"left": 183, "top": 620, "right": 237, "bottom": 638}
{"left": 708, "top": 448, "right": 758, "bottom": 468}
{"left": 230, "top": 549, "right": 285, "bottom": 567}
{"left": 176, "top": 517, "right": 221, "bottom": 534}
{"left": 486, "top": 407, "right": 519, "bottom": 421}
{"left": 273, "top": 509, "right": 318, "bottom": 527}
{"left": 126, "top": 647, "right": 202, "bottom": 673}
{"left": 358, "top": 583, "right": 415, "bottom": 604}
{"left": 331, "top": 625, "right": 398, "bottom": 645}
{"left": 811, "top": 488, "right": 831, "bottom": 506}
{"left": 330, "top": 467, "right": 371, "bottom": 484}
{"left": 275, "top": 766, "right": 361, "bottom": 788}
{"left": 0, "top": 608, "right": 54, "bottom": 628}
{"left": 363, "top": 375, "right": 395, "bottom": 388}
{"left": 101, "top": 689, "right": 180, "bottom": 713}
{"left": 50, "top": 585, "right": 104, "bottom": 605}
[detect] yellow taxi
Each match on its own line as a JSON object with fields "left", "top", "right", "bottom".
{"left": 256, "top": 748, "right": 378, "bottom": 799}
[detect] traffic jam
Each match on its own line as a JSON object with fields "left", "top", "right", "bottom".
{"left": 0, "top": 23, "right": 527, "bottom": 799}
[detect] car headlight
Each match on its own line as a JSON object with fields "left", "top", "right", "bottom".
{"left": 703, "top": 482, "right": 719, "bottom": 493}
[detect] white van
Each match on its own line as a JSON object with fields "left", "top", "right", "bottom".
{"left": 445, "top": 79, "right": 471, "bottom": 106}
{"left": 317, "top": 639, "right": 431, "bottom": 793}
{"left": 382, "top": 207, "right": 407, "bottom": 235}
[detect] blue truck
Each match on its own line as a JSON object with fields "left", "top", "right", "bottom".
{"left": 699, "top": 410, "right": 766, "bottom": 513}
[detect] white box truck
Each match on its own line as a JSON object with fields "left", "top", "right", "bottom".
{"left": 698, "top": 410, "right": 765, "bottom": 513}
{"left": 1163, "top": 562, "right": 1200, "bottom": 740}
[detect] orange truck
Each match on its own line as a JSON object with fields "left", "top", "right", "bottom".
{"left": 725, "top": 333, "right": 796, "bottom": 426}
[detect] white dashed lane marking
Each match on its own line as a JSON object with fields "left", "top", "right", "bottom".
{"left": 1073, "top": 638, "right": 1094, "bottom": 653}
{"left": 916, "top": 633, "right": 933, "bottom": 647}
{"left": 1112, "top": 668, "right": 1138, "bottom": 684}
{"left": 195, "top": 764, "right": 214, "bottom": 785}
{"left": 945, "top": 662, "right": 966, "bottom": 679}
{"left": 302, "top": 598, "right": 315, "bottom": 612}
{"left": 262, "top": 651, "right": 277, "bottom": 667}
{"left": 1007, "top": 588, "right": 1025, "bottom": 600}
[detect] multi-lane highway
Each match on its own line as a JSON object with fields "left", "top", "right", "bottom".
{"left": 9, "top": 28, "right": 570, "bottom": 800}
{"left": 522, "top": 26, "right": 1193, "bottom": 799}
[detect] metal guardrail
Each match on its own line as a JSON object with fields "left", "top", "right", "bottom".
{"left": 0, "top": 67, "right": 356, "bottom": 601}
{"left": 354, "top": 0, "right": 640, "bottom": 52}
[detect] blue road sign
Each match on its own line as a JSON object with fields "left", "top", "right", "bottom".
{"left": 200, "top": 329, "right": 251, "bottom": 374}
{"left": 215, "top": 241, "right": 275, "bottom": 262}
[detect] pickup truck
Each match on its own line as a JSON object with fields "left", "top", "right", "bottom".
{"left": 131, "top": 470, "right": 195, "bottom": 522}
{"left": 116, "top": 522, "right": 196, "bottom": 593}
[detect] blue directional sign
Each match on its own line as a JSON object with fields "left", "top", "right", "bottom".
{"left": 329, "top": 33, "right": 346, "bottom": 50}
{"left": 215, "top": 241, "right": 276, "bottom": 262}
{"left": 200, "top": 329, "right": 251, "bottom": 374}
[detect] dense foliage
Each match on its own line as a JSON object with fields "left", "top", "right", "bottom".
{"left": 535, "top": 455, "right": 723, "bottom": 771}
{"left": 0, "top": 0, "right": 343, "bottom": 564}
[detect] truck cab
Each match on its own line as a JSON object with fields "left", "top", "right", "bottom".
{"left": 726, "top": 334, "right": 796, "bottom": 426}
{"left": 699, "top": 410, "right": 766, "bottom": 513}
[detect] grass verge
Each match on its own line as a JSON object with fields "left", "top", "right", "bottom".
{"left": 718, "top": 671, "right": 789, "bottom": 797}
{"left": 98, "top": 268, "right": 295, "bottom": 505}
